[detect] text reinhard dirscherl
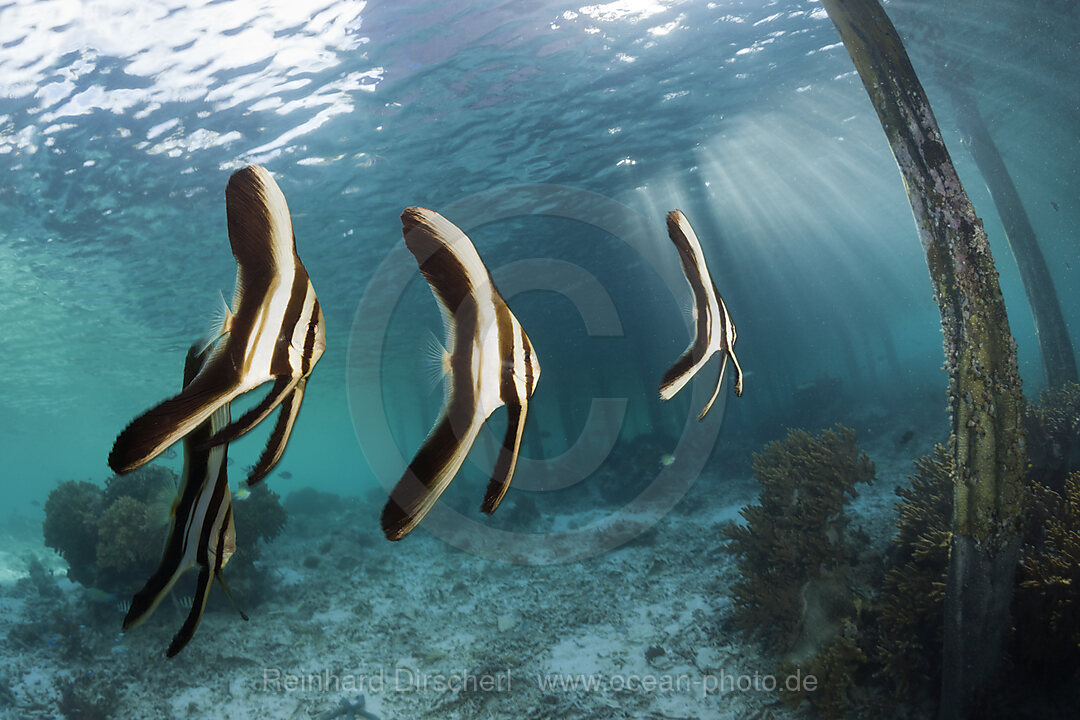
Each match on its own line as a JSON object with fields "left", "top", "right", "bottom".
{"left": 259, "top": 668, "right": 818, "bottom": 698}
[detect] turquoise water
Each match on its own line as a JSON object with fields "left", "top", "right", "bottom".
{"left": 1, "top": 0, "right": 1078, "bottom": 717}
{"left": 1, "top": 0, "right": 1076, "bottom": 502}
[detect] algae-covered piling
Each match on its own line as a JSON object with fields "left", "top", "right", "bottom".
{"left": 818, "top": 1, "right": 1027, "bottom": 717}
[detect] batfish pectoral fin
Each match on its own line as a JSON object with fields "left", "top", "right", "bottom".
{"left": 245, "top": 379, "right": 306, "bottom": 487}
{"left": 165, "top": 565, "right": 214, "bottom": 658}
{"left": 215, "top": 570, "right": 249, "bottom": 622}
{"left": 109, "top": 370, "right": 242, "bottom": 474}
{"left": 381, "top": 402, "right": 484, "bottom": 541}
{"left": 481, "top": 400, "right": 527, "bottom": 515}
{"left": 198, "top": 375, "right": 297, "bottom": 450}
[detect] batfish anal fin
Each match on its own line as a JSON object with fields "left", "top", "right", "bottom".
{"left": 481, "top": 400, "right": 527, "bottom": 515}
{"left": 698, "top": 353, "right": 728, "bottom": 421}
{"left": 165, "top": 565, "right": 213, "bottom": 658}
{"left": 245, "top": 379, "right": 305, "bottom": 487}
{"left": 382, "top": 400, "right": 482, "bottom": 541}
{"left": 199, "top": 375, "right": 296, "bottom": 449}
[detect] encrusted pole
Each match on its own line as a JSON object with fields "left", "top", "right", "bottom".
{"left": 817, "top": 1, "right": 1026, "bottom": 718}
{"left": 950, "top": 78, "right": 1078, "bottom": 389}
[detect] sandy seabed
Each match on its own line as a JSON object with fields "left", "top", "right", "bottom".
{"left": 0, "top": 436, "right": 920, "bottom": 720}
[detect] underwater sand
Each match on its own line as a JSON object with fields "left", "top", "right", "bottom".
{"left": 0, "top": 433, "right": 921, "bottom": 720}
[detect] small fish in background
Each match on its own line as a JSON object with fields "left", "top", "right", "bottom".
{"left": 278, "top": 470, "right": 293, "bottom": 480}
{"left": 1051, "top": 201, "right": 1059, "bottom": 211}
{"left": 108, "top": 164, "right": 326, "bottom": 488}
{"left": 898, "top": 429, "right": 915, "bottom": 445}
{"left": 382, "top": 208, "right": 541, "bottom": 541}
{"left": 84, "top": 587, "right": 117, "bottom": 604}
{"left": 658, "top": 210, "right": 744, "bottom": 419}
{"left": 234, "top": 486, "right": 252, "bottom": 502}
{"left": 171, "top": 593, "right": 195, "bottom": 612}
{"left": 659, "top": 453, "right": 676, "bottom": 468}
{"left": 122, "top": 343, "right": 247, "bottom": 658}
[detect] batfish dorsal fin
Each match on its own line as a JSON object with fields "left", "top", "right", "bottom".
{"left": 666, "top": 210, "right": 713, "bottom": 313}
{"left": 225, "top": 165, "right": 296, "bottom": 281}
{"left": 402, "top": 207, "right": 495, "bottom": 332}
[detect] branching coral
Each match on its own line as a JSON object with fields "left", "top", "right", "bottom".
{"left": 876, "top": 444, "right": 953, "bottom": 695}
{"left": 1014, "top": 472, "right": 1080, "bottom": 689}
{"left": 43, "top": 481, "right": 104, "bottom": 586}
{"left": 1023, "top": 382, "right": 1080, "bottom": 492}
{"left": 780, "top": 620, "right": 866, "bottom": 720}
{"left": 103, "top": 465, "right": 175, "bottom": 507}
{"left": 233, "top": 483, "right": 287, "bottom": 559}
{"left": 722, "top": 425, "right": 875, "bottom": 653}
{"left": 95, "top": 496, "right": 166, "bottom": 583}
{"left": 44, "top": 468, "right": 176, "bottom": 590}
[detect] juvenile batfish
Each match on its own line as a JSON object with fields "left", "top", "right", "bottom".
{"left": 382, "top": 208, "right": 541, "bottom": 541}
{"left": 123, "top": 343, "right": 247, "bottom": 658}
{"left": 108, "top": 165, "right": 326, "bottom": 486}
{"left": 658, "top": 210, "right": 743, "bottom": 419}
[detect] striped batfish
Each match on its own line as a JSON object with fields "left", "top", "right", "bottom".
{"left": 123, "top": 343, "right": 247, "bottom": 658}
{"left": 108, "top": 164, "right": 325, "bottom": 486}
{"left": 658, "top": 209, "right": 743, "bottom": 419}
{"left": 382, "top": 207, "right": 541, "bottom": 541}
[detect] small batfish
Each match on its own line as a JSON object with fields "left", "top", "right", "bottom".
{"left": 122, "top": 343, "right": 247, "bottom": 657}
{"left": 381, "top": 208, "right": 541, "bottom": 541}
{"left": 108, "top": 165, "right": 326, "bottom": 487}
{"left": 658, "top": 210, "right": 743, "bottom": 419}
